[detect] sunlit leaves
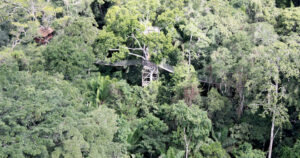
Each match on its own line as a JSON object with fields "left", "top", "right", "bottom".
{"left": 277, "top": 8, "right": 300, "bottom": 35}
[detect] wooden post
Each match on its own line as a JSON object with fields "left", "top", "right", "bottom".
{"left": 142, "top": 61, "right": 159, "bottom": 87}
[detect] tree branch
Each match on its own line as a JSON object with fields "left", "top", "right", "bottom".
{"left": 274, "top": 127, "right": 280, "bottom": 139}
{"left": 129, "top": 33, "right": 143, "bottom": 49}
{"left": 109, "top": 47, "right": 143, "bottom": 51}
{"left": 109, "top": 47, "right": 145, "bottom": 60}
{"left": 128, "top": 52, "right": 145, "bottom": 60}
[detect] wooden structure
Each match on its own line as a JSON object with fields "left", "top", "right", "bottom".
{"left": 34, "top": 26, "right": 54, "bottom": 45}
{"left": 95, "top": 24, "right": 174, "bottom": 86}
{"left": 95, "top": 59, "right": 174, "bottom": 87}
{"left": 142, "top": 60, "right": 159, "bottom": 86}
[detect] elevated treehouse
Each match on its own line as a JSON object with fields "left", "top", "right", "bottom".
{"left": 95, "top": 25, "right": 174, "bottom": 86}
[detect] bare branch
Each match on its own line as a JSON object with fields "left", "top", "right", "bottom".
{"left": 128, "top": 48, "right": 144, "bottom": 51}
{"left": 274, "top": 127, "right": 280, "bottom": 139}
{"left": 129, "top": 33, "right": 143, "bottom": 49}
{"left": 109, "top": 49, "right": 120, "bottom": 51}
{"left": 109, "top": 47, "right": 145, "bottom": 60}
{"left": 109, "top": 47, "right": 143, "bottom": 51}
{"left": 129, "top": 52, "right": 145, "bottom": 60}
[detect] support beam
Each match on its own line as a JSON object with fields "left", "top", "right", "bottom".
{"left": 95, "top": 59, "right": 174, "bottom": 73}
{"left": 94, "top": 60, "right": 142, "bottom": 67}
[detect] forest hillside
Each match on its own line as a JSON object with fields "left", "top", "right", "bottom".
{"left": 1, "top": 0, "right": 300, "bottom": 157}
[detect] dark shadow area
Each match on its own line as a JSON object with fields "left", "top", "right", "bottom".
{"left": 91, "top": 0, "right": 114, "bottom": 29}
{"left": 276, "top": 0, "right": 300, "bottom": 8}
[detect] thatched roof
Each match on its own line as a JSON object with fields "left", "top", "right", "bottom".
{"left": 38, "top": 27, "right": 54, "bottom": 37}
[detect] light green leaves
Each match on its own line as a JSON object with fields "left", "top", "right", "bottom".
{"left": 277, "top": 8, "right": 300, "bottom": 35}
{"left": 90, "top": 74, "right": 116, "bottom": 106}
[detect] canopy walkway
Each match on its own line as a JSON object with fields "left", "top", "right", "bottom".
{"left": 95, "top": 59, "right": 174, "bottom": 86}
{"left": 95, "top": 59, "right": 174, "bottom": 73}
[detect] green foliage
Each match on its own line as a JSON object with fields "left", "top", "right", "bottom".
{"left": 1, "top": 0, "right": 65, "bottom": 48}
{"left": 276, "top": 0, "right": 300, "bottom": 8}
{"left": 51, "top": 106, "right": 123, "bottom": 158}
{"left": 160, "top": 101, "right": 214, "bottom": 157}
{"left": 61, "top": 17, "right": 98, "bottom": 45}
{"left": 171, "top": 62, "right": 200, "bottom": 105}
{"left": 0, "top": 48, "right": 24, "bottom": 71}
{"left": 0, "top": 22, "right": 11, "bottom": 47}
{"left": 0, "top": 67, "right": 124, "bottom": 157}
{"left": 277, "top": 8, "right": 300, "bottom": 35}
{"left": 281, "top": 139, "right": 300, "bottom": 158}
{"left": 249, "top": 22, "right": 278, "bottom": 46}
{"left": 127, "top": 114, "right": 169, "bottom": 157}
{"left": 207, "top": 88, "right": 226, "bottom": 113}
{"left": 3, "top": 0, "right": 300, "bottom": 157}
{"left": 93, "top": 0, "right": 180, "bottom": 64}
{"left": 42, "top": 17, "right": 99, "bottom": 80}
{"left": 93, "top": 30, "right": 121, "bottom": 60}
{"left": 199, "top": 141, "right": 229, "bottom": 158}
{"left": 159, "top": 147, "right": 185, "bottom": 158}
{"left": 43, "top": 36, "right": 95, "bottom": 80}
{"left": 233, "top": 143, "right": 265, "bottom": 158}
{"left": 169, "top": 101, "right": 211, "bottom": 139}
{"left": 89, "top": 74, "right": 117, "bottom": 106}
{"left": 229, "top": 123, "right": 252, "bottom": 145}
{"left": 247, "top": 41, "right": 299, "bottom": 126}
{"left": 172, "top": 62, "right": 198, "bottom": 88}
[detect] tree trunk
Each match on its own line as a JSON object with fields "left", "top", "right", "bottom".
{"left": 268, "top": 80, "right": 279, "bottom": 158}
{"left": 236, "top": 70, "right": 245, "bottom": 118}
{"left": 185, "top": 146, "right": 189, "bottom": 158}
{"left": 188, "top": 34, "right": 192, "bottom": 74}
{"left": 268, "top": 115, "right": 275, "bottom": 158}
{"left": 237, "top": 90, "right": 244, "bottom": 118}
{"left": 183, "top": 128, "right": 189, "bottom": 158}
{"left": 185, "top": 140, "right": 189, "bottom": 158}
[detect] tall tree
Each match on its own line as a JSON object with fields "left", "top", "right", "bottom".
{"left": 247, "top": 42, "right": 299, "bottom": 158}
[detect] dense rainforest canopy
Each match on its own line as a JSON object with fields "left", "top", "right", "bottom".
{"left": 1, "top": 0, "right": 300, "bottom": 157}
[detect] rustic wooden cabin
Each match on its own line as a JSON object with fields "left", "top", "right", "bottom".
{"left": 34, "top": 27, "right": 54, "bottom": 45}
